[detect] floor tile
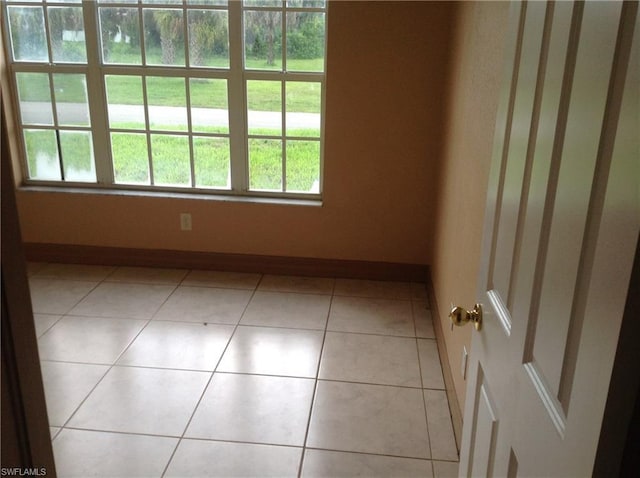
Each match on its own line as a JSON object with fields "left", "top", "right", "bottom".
{"left": 307, "top": 381, "right": 430, "bottom": 459}
{"left": 68, "top": 366, "right": 210, "bottom": 436}
{"left": 425, "top": 390, "right": 458, "bottom": 461}
{"left": 218, "top": 326, "right": 324, "bottom": 378}
{"left": 418, "top": 339, "right": 445, "bottom": 389}
{"left": 106, "top": 266, "right": 188, "bottom": 285}
{"left": 38, "top": 316, "right": 146, "bottom": 364}
{"left": 414, "top": 301, "right": 436, "bottom": 338}
{"left": 29, "top": 279, "right": 97, "bottom": 315}
{"left": 118, "top": 321, "right": 235, "bottom": 371}
{"left": 301, "top": 449, "right": 433, "bottom": 478}
{"left": 40, "top": 361, "right": 109, "bottom": 427}
{"left": 433, "top": 460, "right": 460, "bottom": 478}
{"left": 241, "top": 291, "right": 331, "bottom": 330}
{"left": 153, "top": 286, "right": 252, "bottom": 324}
{"left": 327, "top": 296, "right": 415, "bottom": 337}
{"left": 33, "top": 263, "right": 115, "bottom": 282}
{"left": 186, "top": 373, "right": 315, "bottom": 446}
{"left": 50, "top": 427, "right": 61, "bottom": 440}
{"left": 182, "top": 270, "right": 261, "bottom": 289}
{"left": 319, "top": 332, "right": 421, "bottom": 387}
{"left": 53, "top": 429, "right": 177, "bottom": 478}
{"left": 259, "top": 275, "right": 335, "bottom": 295}
{"left": 165, "top": 439, "right": 302, "bottom": 478}
{"left": 69, "top": 282, "right": 176, "bottom": 320}
{"left": 33, "top": 314, "right": 62, "bottom": 338}
{"left": 334, "top": 279, "right": 413, "bottom": 299}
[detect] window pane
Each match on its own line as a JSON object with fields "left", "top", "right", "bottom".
{"left": 286, "top": 12, "right": 324, "bottom": 72}
{"left": 106, "top": 75, "right": 145, "bottom": 129}
{"left": 194, "top": 137, "right": 230, "bottom": 188}
{"left": 8, "top": 6, "right": 48, "bottom": 62}
{"left": 54, "top": 74, "right": 90, "bottom": 126}
{"left": 48, "top": 6, "right": 87, "bottom": 63}
{"left": 16, "top": 73, "right": 53, "bottom": 125}
{"left": 146, "top": 76, "right": 187, "bottom": 131}
{"left": 286, "top": 139, "right": 319, "bottom": 193}
{"left": 24, "top": 130, "right": 61, "bottom": 181}
{"left": 249, "top": 138, "right": 282, "bottom": 191}
{"left": 144, "top": 9, "right": 185, "bottom": 66}
{"left": 190, "top": 78, "right": 229, "bottom": 133}
{"left": 111, "top": 132, "right": 150, "bottom": 184}
{"left": 188, "top": 0, "right": 229, "bottom": 5}
{"left": 286, "top": 81, "right": 320, "bottom": 137}
{"left": 99, "top": 7, "right": 142, "bottom": 65}
{"left": 287, "top": 0, "right": 326, "bottom": 8}
{"left": 151, "top": 134, "right": 191, "bottom": 187}
{"left": 244, "top": 1, "right": 282, "bottom": 7}
{"left": 60, "top": 131, "right": 96, "bottom": 182}
{"left": 244, "top": 10, "right": 282, "bottom": 70}
{"left": 247, "top": 80, "right": 281, "bottom": 135}
{"left": 187, "top": 10, "right": 229, "bottom": 68}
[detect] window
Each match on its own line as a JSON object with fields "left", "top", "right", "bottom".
{"left": 3, "top": 0, "right": 326, "bottom": 198}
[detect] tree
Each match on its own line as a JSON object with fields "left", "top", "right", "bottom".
{"left": 151, "top": 10, "right": 184, "bottom": 65}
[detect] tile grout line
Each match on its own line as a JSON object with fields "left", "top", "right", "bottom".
{"left": 53, "top": 275, "right": 183, "bottom": 433}
{"left": 412, "top": 299, "right": 437, "bottom": 469}
{"left": 159, "top": 272, "right": 266, "bottom": 478}
{"left": 296, "top": 276, "right": 336, "bottom": 478}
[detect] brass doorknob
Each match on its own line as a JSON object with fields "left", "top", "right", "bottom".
{"left": 449, "top": 304, "right": 483, "bottom": 331}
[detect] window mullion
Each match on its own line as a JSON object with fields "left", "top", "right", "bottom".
{"left": 83, "top": 0, "right": 113, "bottom": 185}
{"left": 228, "top": 0, "right": 248, "bottom": 193}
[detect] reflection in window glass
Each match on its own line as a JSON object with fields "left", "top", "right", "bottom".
{"left": 48, "top": 6, "right": 87, "bottom": 63}
{"left": 99, "top": 7, "right": 141, "bottom": 65}
{"left": 24, "top": 130, "right": 61, "bottom": 181}
{"left": 60, "top": 131, "right": 96, "bottom": 182}
{"left": 8, "top": 6, "right": 48, "bottom": 62}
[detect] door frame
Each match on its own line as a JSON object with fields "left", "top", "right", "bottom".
{"left": 1, "top": 98, "right": 56, "bottom": 473}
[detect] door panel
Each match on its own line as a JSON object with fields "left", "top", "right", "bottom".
{"left": 460, "top": 1, "right": 639, "bottom": 476}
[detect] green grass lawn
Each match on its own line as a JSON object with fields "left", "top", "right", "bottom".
{"left": 25, "top": 127, "right": 319, "bottom": 192}
{"left": 18, "top": 52, "right": 322, "bottom": 192}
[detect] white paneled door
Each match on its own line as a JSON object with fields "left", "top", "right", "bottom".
{"left": 459, "top": 1, "right": 639, "bottom": 476}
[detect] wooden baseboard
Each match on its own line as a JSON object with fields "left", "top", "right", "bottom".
{"left": 426, "top": 273, "right": 463, "bottom": 452}
{"left": 23, "top": 243, "right": 429, "bottom": 282}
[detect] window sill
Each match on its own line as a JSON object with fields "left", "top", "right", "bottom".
{"left": 17, "top": 184, "right": 323, "bottom": 208}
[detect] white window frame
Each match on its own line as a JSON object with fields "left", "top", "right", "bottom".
{"left": 2, "top": 0, "right": 327, "bottom": 201}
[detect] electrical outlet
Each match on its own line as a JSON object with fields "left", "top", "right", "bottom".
{"left": 461, "top": 346, "right": 468, "bottom": 379}
{"left": 180, "top": 213, "right": 192, "bottom": 231}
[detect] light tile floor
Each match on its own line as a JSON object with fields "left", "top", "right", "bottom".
{"left": 29, "top": 262, "right": 459, "bottom": 478}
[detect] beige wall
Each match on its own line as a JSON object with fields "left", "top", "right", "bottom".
{"left": 430, "top": 1, "right": 510, "bottom": 410}
{"left": 15, "top": 1, "right": 455, "bottom": 266}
